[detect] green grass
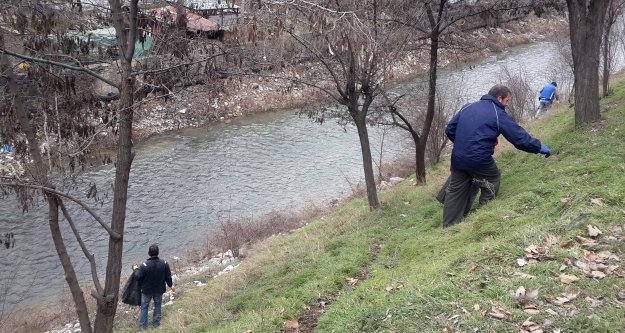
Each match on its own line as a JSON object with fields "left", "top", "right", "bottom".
{"left": 119, "top": 78, "right": 625, "bottom": 332}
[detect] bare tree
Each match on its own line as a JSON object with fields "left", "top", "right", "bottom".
{"left": 0, "top": 1, "right": 226, "bottom": 332}
{"left": 253, "top": 0, "right": 411, "bottom": 209}
{"left": 601, "top": 0, "right": 625, "bottom": 97}
{"left": 501, "top": 64, "right": 534, "bottom": 122}
{"left": 566, "top": 0, "right": 610, "bottom": 125}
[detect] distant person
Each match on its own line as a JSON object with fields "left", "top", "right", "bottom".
{"left": 534, "top": 81, "right": 558, "bottom": 119}
{"left": 443, "top": 84, "right": 550, "bottom": 227}
{"left": 134, "top": 244, "right": 173, "bottom": 330}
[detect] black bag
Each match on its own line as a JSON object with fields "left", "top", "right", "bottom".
{"left": 121, "top": 271, "right": 141, "bottom": 306}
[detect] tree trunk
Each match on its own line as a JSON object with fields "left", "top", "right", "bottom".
{"left": 353, "top": 111, "right": 379, "bottom": 209}
{"left": 415, "top": 141, "right": 427, "bottom": 185}
{"left": 93, "top": 70, "right": 134, "bottom": 333}
{"left": 414, "top": 4, "right": 442, "bottom": 185}
{"left": 567, "top": 0, "right": 609, "bottom": 125}
{"left": 93, "top": 1, "right": 137, "bottom": 331}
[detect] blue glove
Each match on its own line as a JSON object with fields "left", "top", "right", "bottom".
{"left": 540, "top": 145, "right": 550, "bottom": 154}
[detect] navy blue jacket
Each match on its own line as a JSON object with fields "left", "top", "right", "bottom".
{"left": 445, "top": 94, "right": 541, "bottom": 170}
{"left": 134, "top": 256, "right": 173, "bottom": 295}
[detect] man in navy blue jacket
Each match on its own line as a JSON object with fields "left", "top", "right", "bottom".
{"left": 134, "top": 244, "right": 173, "bottom": 330}
{"left": 443, "top": 84, "right": 550, "bottom": 227}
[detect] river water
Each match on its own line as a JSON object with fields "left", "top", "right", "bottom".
{"left": 1, "top": 41, "right": 623, "bottom": 312}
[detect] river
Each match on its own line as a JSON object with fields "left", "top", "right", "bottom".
{"left": 1, "top": 40, "right": 623, "bottom": 312}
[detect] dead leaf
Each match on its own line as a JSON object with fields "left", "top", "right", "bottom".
{"left": 598, "top": 251, "right": 619, "bottom": 261}
{"left": 524, "top": 309, "right": 540, "bottom": 315}
{"left": 524, "top": 244, "right": 555, "bottom": 261}
{"left": 488, "top": 309, "right": 507, "bottom": 319}
{"left": 559, "top": 239, "right": 574, "bottom": 248}
{"left": 385, "top": 284, "right": 394, "bottom": 292}
{"left": 560, "top": 197, "right": 570, "bottom": 203}
{"left": 585, "top": 270, "right": 606, "bottom": 279}
{"left": 517, "top": 298, "right": 539, "bottom": 310}
{"left": 284, "top": 319, "right": 299, "bottom": 330}
{"left": 587, "top": 225, "right": 602, "bottom": 238}
{"left": 488, "top": 303, "right": 511, "bottom": 320}
{"left": 590, "top": 198, "right": 607, "bottom": 207}
{"left": 548, "top": 292, "right": 578, "bottom": 306}
{"left": 559, "top": 274, "right": 580, "bottom": 284}
{"left": 559, "top": 264, "right": 567, "bottom": 272}
{"left": 585, "top": 296, "right": 604, "bottom": 307}
{"left": 517, "top": 258, "right": 528, "bottom": 267}
{"left": 616, "top": 290, "right": 625, "bottom": 301}
{"left": 346, "top": 277, "right": 359, "bottom": 286}
{"left": 575, "top": 236, "right": 598, "bottom": 247}
{"left": 526, "top": 289, "right": 539, "bottom": 299}
{"left": 545, "top": 308, "right": 559, "bottom": 316}
{"left": 521, "top": 317, "right": 543, "bottom": 332}
{"left": 473, "top": 304, "right": 481, "bottom": 312}
{"left": 515, "top": 286, "right": 527, "bottom": 297}
{"left": 445, "top": 272, "right": 455, "bottom": 276}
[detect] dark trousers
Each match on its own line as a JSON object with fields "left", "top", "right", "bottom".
{"left": 442, "top": 163, "right": 501, "bottom": 227}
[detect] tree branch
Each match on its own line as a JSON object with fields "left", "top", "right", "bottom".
{"left": 0, "top": 48, "right": 120, "bottom": 89}
{"left": 0, "top": 182, "right": 121, "bottom": 240}
{"left": 59, "top": 199, "right": 104, "bottom": 295}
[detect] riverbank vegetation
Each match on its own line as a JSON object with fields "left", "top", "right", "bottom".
{"left": 113, "top": 75, "right": 625, "bottom": 332}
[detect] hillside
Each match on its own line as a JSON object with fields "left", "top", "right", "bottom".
{"left": 118, "top": 79, "right": 625, "bottom": 332}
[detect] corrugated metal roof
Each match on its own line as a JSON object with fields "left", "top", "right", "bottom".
{"left": 153, "top": 6, "right": 220, "bottom": 31}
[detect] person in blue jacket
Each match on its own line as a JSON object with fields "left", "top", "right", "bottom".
{"left": 134, "top": 244, "right": 173, "bottom": 330}
{"left": 534, "top": 81, "right": 558, "bottom": 119}
{"left": 443, "top": 84, "right": 550, "bottom": 227}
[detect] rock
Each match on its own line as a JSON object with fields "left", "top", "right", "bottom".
{"left": 178, "top": 108, "right": 187, "bottom": 114}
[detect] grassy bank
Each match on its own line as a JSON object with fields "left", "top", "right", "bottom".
{"left": 119, "top": 80, "right": 625, "bottom": 332}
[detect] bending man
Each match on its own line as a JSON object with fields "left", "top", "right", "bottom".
{"left": 443, "top": 84, "right": 550, "bottom": 227}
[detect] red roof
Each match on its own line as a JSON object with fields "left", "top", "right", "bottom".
{"left": 152, "top": 6, "right": 219, "bottom": 31}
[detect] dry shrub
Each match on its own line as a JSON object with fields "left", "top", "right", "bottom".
{"left": 212, "top": 204, "right": 327, "bottom": 259}
{"left": 0, "top": 306, "right": 56, "bottom": 333}
{"left": 379, "top": 154, "right": 415, "bottom": 180}
{"left": 0, "top": 285, "right": 97, "bottom": 333}
{"left": 183, "top": 233, "right": 217, "bottom": 266}
{"left": 501, "top": 64, "right": 534, "bottom": 122}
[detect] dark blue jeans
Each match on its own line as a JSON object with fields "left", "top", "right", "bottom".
{"left": 139, "top": 293, "right": 163, "bottom": 329}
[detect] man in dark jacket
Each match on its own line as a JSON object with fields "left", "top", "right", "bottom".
{"left": 443, "top": 84, "right": 550, "bottom": 227}
{"left": 134, "top": 244, "right": 173, "bottom": 330}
